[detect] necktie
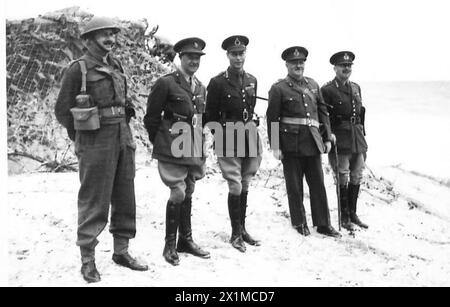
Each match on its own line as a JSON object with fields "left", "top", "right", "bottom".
{"left": 189, "top": 77, "right": 195, "bottom": 93}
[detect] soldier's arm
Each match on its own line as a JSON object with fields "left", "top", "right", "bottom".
{"left": 266, "top": 84, "right": 282, "bottom": 147}
{"left": 55, "top": 63, "right": 82, "bottom": 141}
{"left": 316, "top": 84, "right": 332, "bottom": 142}
{"left": 358, "top": 84, "right": 367, "bottom": 135}
{"left": 143, "top": 77, "right": 169, "bottom": 143}
{"left": 205, "top": 78, "right": 221, "bottom": 124}
{"left": 320, "top": 86, "right": 333, "bottom": 111}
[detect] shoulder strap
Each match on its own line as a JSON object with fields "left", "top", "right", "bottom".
{"left": 78, "top": 60, "right": 88, "bottom": 94}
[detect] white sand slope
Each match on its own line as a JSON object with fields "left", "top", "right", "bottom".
{"left": 7, "top": 157, "right": 450, "bottom": 287}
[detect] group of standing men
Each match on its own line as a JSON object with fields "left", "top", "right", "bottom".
{"left": 55, "top": 16, "right": 369, "bottom": 283}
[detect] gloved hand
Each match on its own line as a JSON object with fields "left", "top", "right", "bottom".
{"left": 125, "top": 105, "right": 136, "bottom": 123}
{"left": 125, "top": 97, "right": 136, "bottom": 123}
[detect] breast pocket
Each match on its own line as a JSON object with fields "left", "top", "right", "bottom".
{"left": 282, "top": 97, "right": 300, "bottom": 113}
{"left": 193, "top": 95, "right": 206, "bottom": 113}
{"left": 86, "top": 71, "right": 114, "bottom": 106}
{"left": 168, "top": 94, "right": 191, "bottom": 115}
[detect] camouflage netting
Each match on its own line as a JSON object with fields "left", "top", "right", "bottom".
{"left": 6, "top": 7, "right": 174, "bottom": 173}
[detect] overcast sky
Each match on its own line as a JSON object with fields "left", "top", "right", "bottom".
{"left": 3, "top": 0, "right": 450, "bottom": 91}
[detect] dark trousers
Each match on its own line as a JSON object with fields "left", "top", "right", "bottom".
{"left": 75, "top": 120, "right": 137, "bottom": 254}
{"left": 282, "top": 155, "right": 331, "bottom": 227}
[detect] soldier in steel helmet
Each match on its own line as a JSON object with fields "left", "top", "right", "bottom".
{"left": 266, "top": 46, "right": 341, "bottom": 238}
{"left": 205, "top": 35, "right": 262, "bottom": 253}
{"left": 55, "top": 16, "right": 148, "bottom": 283}
{"left": 144, "top": 37, "right": 210, "bottom": 266}
{"left": 321, "top": 51, "right": 369, "bottom": 231}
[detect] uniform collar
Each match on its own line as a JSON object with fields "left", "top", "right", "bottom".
{"left": 334, "top": 77, "right": 351, "bottom": 88}
{"left": 286, "top": 75, "right": 307, "bottom": 85}
{"left": 178, "top": 66, "right": 195, "bottom": 83}
{"left": 227, "top": 66, "right": 245, "bottom": 78}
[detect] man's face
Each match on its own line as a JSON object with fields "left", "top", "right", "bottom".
{"left": 92, "top": 29, "right": 117, "bottom": 53}
{"left": 180, "top": 53, "right": 201, "bottom": 75}
{"left": 286, "top": 59, "right": 305, "bottom": 79}
{"left": 227, "top": 50, "right": 246, "bottom": 71}
{"left": 334, "top": 63, "right": 353, "bottom": 80}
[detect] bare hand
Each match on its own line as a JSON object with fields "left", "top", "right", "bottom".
{"left": 324, "top": 141, "right": 332, "bottom": 154}
{"left": 272, "top": 149, "right": 284, "bottom": 160}
{"left": 330, "top": 133, "right": 337, "bottom": 145}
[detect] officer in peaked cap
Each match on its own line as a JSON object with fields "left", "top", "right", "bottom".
{"left": 205, "top": 35, "right": 262, "bottom": 253}
{"left": 321, "top": 51, "right": 369, "bottom": 231}
{"left": 329, "top": 51, "right": 355, "bottom": 66}
{"left": 173, "top": 37, "right": 206, "bottom": 55}
{"left": 221, "top": 35, "right": 249, "bottom": 52}
{"left": 55, "top": 16, "right": 148, "bottom": 284}
{"left": 281, "top": 46, "right": 308, "bottom": 62}
{"left": 144, "top": 37, "right": 210, "bottom": 266}
{"left": 266, "top": 46, "right": 341, "bottom": 238}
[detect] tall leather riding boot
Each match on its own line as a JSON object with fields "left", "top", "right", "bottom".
{"left": 177, "top": 198, "right": 210, "bottom": 259}
{"left": 348, "top": 184, "right": 368, "bottom": 229}
{"left": 163, "top": 201, "right": 181, "bottom": 266}
{"left": 339, "top": 185, "right": 354, "bottom": 231}
{"left": 240, "top": 191, "right": 261, "bottom": 246}
{"left": 228, "top": 193, "right": 246, "bottom": 253}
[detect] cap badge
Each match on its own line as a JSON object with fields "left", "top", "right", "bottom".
{"left": 294, "top": 49, "right": 300, "bottom": 57}
{"left": 193, "top": 41, "right": 199, "bottom": 49}
{"left": 234, "top": 37, "right": 241, "bottom": 46}
{"left": 344, "top": 53, "right": 350, "bottom": 61}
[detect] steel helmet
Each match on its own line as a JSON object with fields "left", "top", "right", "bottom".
{"left": 80, "top": 16, "right": 121, "bottom": 38}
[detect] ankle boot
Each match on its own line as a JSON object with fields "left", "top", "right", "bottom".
{"left": 240, "top": 191, "right": 260, "bottom": 246}
{"left": 163, "top": 201, "right": 181, "bottom": 266}
{"left": 348, "top": 184, "right": 368, "bottom": 229}
{"left": 177, "top": 198, "right": 210, "bottom": 259}
{"left": 227, "top": 193, "right": 246, "bottom": 253}
{"left": 339, "top": 185, "right": 354, "bottom": 231}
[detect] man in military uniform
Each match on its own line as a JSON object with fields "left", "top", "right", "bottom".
{"left": 55, "top": 16, "right": 148, "bottom": 283}
{"left": 321, "top": 51, "right": 369, "bottom": 230}
{"left": 266, "top": 46, "right": 341, "bottom": 238}
{"left": 144, "top": 37, "right": 210, "bottom": 266}
{"left": 205, "top": 35, "right": 262, "bottom": 253}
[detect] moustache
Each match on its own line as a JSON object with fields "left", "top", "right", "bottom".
{"left": 343, "top": 69, "right": 351, "bottom": 74}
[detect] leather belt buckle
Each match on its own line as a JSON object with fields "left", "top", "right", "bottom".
{"left": 350, "top": 116, "right": 356, "bottom": 124}
{"left": 243, "top": 109, "right": 249, "bottom": 122}
{"left": 192, "top": 114, "right": 198, "bottom": 128}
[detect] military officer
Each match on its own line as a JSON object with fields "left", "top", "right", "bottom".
{"left": 266, "top": 46, "right": 341, "bottom": 238}
{"left": 144, "top": 37, "right": 210, "bottom": 266}
{"left": 55, "top": 16, "right": 148, "bottom": 283}
{"left": 321, "top": 51, "right": 369, "bottom": 230}
{"left": 205, "top": 35, "right": 262, "bottom": 253}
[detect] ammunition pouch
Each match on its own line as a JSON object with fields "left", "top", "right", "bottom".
{"left": 70, "top": 106, "right": 100, "bottom": 131}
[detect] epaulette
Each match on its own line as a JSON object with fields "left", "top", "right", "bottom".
{"left": 245, "top": 72, "right": 256, "bottom": 81}
{"left": 215, "top": 71, "right": 226, "bottom": 78}
{"left": 162, "top": 71, "right": 177, "bottom": 79}
{"left": 304, "top": 76, "right": 318, "bottom": 85}
{"left": 350, "top": 81, "right": 360, "bottom": 88}
{"left": 322, "top": 80, "right": 334, "bottom": 88}
{"left": 193, "top": 75, "right": 205, "bottom": 88}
